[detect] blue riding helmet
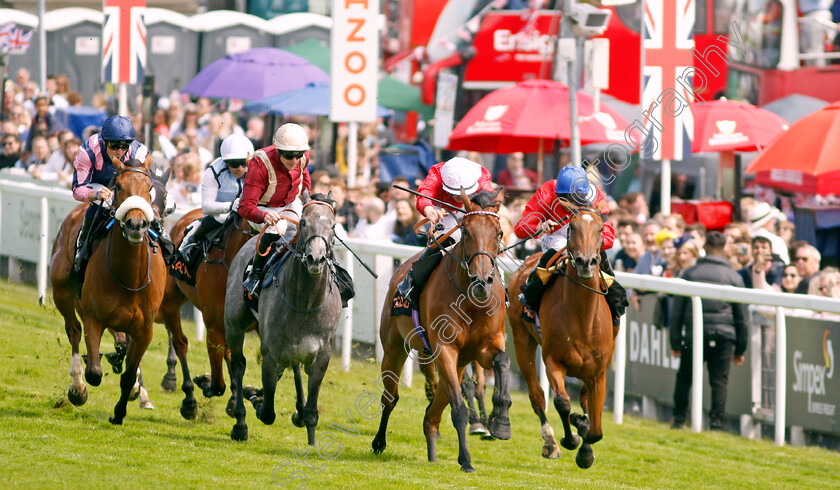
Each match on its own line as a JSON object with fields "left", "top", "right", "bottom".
{"left": 555, "top": 166, "right": 590, "bottom": 195}
{"left": 101, "top": 115, "right": 135, "bottom": 141}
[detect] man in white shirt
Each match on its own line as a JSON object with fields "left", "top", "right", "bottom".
{"left": 747, "top": 202, "right": 790, "bottom": 264}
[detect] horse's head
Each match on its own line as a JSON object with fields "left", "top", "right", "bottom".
{"left": 565, "top": 203, "right": 604, "bottom": 280}
{"left": 111, "top": 154, "right": 155, "bottom": 245}
{"left": 298, "top": 188, "right": 336, "bottom": 277}
{"left": 458, "top": 188, "right": 504, "bottom": 300}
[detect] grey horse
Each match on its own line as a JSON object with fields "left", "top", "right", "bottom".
{"left": 225, "top": 190, "right": 342, "bottom": 445}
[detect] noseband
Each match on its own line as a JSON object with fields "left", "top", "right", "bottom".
{"left": 292, "top": 200, "right": 336, "bottom": 264}
{"left": 562, "top": 209, "right": 607, "bottom": 296}
{"left": 431, "top": 210, "right": 502, "bottom": 293}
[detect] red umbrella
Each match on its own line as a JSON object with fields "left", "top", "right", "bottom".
{"left": 446, "top": 79, "right": 632, "bottom": 181}
{"left": 692, "top": 98, "right": 789, "bottom": 153}
{"left": 746, "top": 101, "right": 840, "bottom": 195}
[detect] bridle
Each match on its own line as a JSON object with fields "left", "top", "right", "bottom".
{"left": 560, "top": 206, "right": 608, "bottom": 296}
{"left": 428, "top": 209, "right": 503, "bottom": 294}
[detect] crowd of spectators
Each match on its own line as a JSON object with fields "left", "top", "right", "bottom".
{"left": 1, "top": 68, "right": 839, "bottom": 308}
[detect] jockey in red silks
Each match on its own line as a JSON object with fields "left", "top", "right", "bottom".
{"left": 514, "top": 165, "right": 627, "bottom": 326}
{"left": 238, "top": 123, "right": 312, "bottom": 297}
{"left": 71, "top": 115, "right": 173, "bottom": 274}
{"left": 392, "top": 156, "right": 494, "bottom": 315}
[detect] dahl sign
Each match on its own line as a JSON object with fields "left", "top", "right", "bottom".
{"left": 330, "top": 0, "right": 379, "bottom": 122}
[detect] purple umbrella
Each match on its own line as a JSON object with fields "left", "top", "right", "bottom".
{"left": 183, "top": 47, "right": 330, "bottom": 101}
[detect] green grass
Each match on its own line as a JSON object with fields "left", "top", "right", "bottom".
{"left": 1, "top": 279, "right": 839, "bottom": 489}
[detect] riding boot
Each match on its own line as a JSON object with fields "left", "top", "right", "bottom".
{"left": 600, "top": 251, "right": 628, "bottom": 327}
{"left": 393, "top": 237, "right": 454, "bottom": 315}
{"left": 73, "top": 216, "right": 94, "bottom": 275}
{"left": 181, "top": 217, "right": 214, "bottom": 264}
{"left": 519, "top": 248, "right": 560, "bottom": 314}
{"left": 243, "top": 232, "right": 277, "bottom": 298}
{"left": 150, "top": 219, "right": 176, "bottom": 265}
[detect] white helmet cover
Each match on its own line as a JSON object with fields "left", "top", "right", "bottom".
{"left": 441, "top": 157, "right": 482, "bottom": 195}
{"left": 220, "top": 133, "right": 255, "bottom": 161}
{"left": 273, "top": 123, "right": 310, "bottom": 151}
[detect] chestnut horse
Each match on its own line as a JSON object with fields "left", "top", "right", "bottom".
{"left": 372, "top": 190, "right": 512, "bottom": 473}
{"left": 50, "top": 155, "right": 167, "bottom": 424}
{"left": 155, "top": 208, "right": 253, "bottom": 419}
{"left": 507, "top": 205, "right": 614, "bottom": 468}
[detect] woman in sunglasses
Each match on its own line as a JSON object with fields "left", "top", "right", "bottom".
{"left": 238, "top": 123, "right": 312, "bottom": 296}
{"left": 179, "top": 133, "right": 254, "bottom": 263}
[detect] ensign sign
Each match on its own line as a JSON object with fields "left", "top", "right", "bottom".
{"left": 463, "top": 11, "right": 557, "bottom": 89}
{"left": 330, "top": 0, "right": 379, "bottom": 122}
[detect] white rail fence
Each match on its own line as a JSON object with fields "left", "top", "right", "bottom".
{"left": 5, "top": 178, "right": 840, "bottom": 447}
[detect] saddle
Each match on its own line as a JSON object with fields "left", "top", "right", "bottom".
{"left": 169, "top": 218, "right": 235, "bottom": 285}
{"left": 71, "top": 211, "right": 112, "bottom": 282}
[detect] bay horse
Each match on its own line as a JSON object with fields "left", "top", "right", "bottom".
{"left": 155, "top": 208, "right": 253, "bottom": 419}
{"left": 50, "top": 154, "right": 167, "bottom": 424}
{"left": 372, "top": 189, "right": 512, "bottom": 473}
{"left": 507, "top": 204, "right": 614, "bottom": 468}
{"left": 225, "top": 190, "right": 343, "bottom": 444}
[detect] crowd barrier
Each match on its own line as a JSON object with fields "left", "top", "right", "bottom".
{"left": 3, "top": 176, "right": 840, "bottom": 447}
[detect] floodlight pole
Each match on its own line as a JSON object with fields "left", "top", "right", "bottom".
{"left": 563, "top": 0, "right": 582, "bottom": 167}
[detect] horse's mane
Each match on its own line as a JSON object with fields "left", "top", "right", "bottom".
{"left": 470, "top": 189, "right": 502, "bottom": 210}
{"left": 124, "top": 158, "right": 144, "bottom": 168}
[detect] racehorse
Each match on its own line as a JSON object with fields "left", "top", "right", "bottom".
{"left": 372, "top": 189, "right": 512, "bottom": 473}
{"left": 507, "top": 204, "right": 614, "bottom": 468}
{"left": 155, "top": 208, "right": 254, "bottom": 419}
{"left": 225, "top": 190, "right": 342, "bottom": 444}
{"left": 50, "top": 155, "right": 167, "bottom": 424}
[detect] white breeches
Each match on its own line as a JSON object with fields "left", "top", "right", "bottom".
{"left": 438, "top": 209, "right": 464, "bottom": 243}
{"left": 537, "top": 226, "right": 568, "bottom": 253}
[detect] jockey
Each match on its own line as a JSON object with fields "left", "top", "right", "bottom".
{"left": 179, "top": 133, "right": 254, "bottom": 262}
{"left": 71, "top": 115, "right": 173, "bottom": 273}
{"left": 238, "top": 123, "right": 312, "bottom": 297}
{"left": 393, "top": 157, "right": 494, "bottom": 314}
{"left": 515, "top": 166, "right": 627, "bottom": 327}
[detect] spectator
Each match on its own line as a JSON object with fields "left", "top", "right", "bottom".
{"left": 615, "top": 231, "right": 643, "bottom": 272}
{"left": 38, "top": 132, "right": 78, "bottom": 185}
{"left": 687, "top": 222, "right": 707, "bottom": 255}
{"left": 331, "top": 179, "right": 358, "bottom": 232}
{"left": 622, "top": 192, "right": 650, "bottom": 225}
{"left": 813, "top": 269, "right": 840, "bottom": 299}
{"left": 17, "top": 81, "right": 38, "bottom": 115}
{"left": 730, "top": 236, "right": 753, "bottom": 271}
{"left": 676, "top": 239, "right": 701, "bottom": 273}
{"left": 738, "top": 236, "right": 785, "bottom": 289}
{"left": 662, "top": 213, "right": 686, "bottom": 235}
{"left": 497, "top": 152, "right": 538, "bottom": 190}
{"left": 669, "top": 231, "right": 748, "bottom": 431}
{"left": 311, "top": 170, "right": 332, "bottom": 195}
{"left": 746, "top": 202, "right": 789, "bottom": 264}
{"left": 153, "top": 108, "right": 170, "bottom": 139}
{"left": 245, "top": 116, "right": 265, "bottom": 149}
{"left": 66, "top": 91, "right": 83, "bottom": 107}
{"left": 392, "top": 198, "right": 423, "bottom": 246}
{"left": 634, "top": 220, "right": 663, "bottom": 275}
{"left": 0, "top": 133, "right": 23, "bottom": 169}
{"left": 780, "top": 264, "right": 801, "bottom": 293}
{"left": 352, "top": 195, "right": 393, "bottom": 240}
{"left": 26, "top": 135, "right": 51, "bottom": 173}
{"left": 27, "top": 96, "right": 61, "bottom": 151}
{"left": 793, "top": 244, "right": 821, "bottom": 294}
{"left": 778, "top": 221, "right": 796, "bottom": 249}
{"left": 655, "top": 230, "right": 679, "bottom": 277}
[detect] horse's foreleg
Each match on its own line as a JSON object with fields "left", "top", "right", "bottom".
{"left": 105, "top": 330, "right": 127, "bottom": 374}
{"left": 256, "top": 349, "right": 278, "bottom": 426}
{"left": 460, "top": 368, "right": 483, "bottom": 435}
{"left": 161, "top": 331, "right": 178, "bottom": 391}
{"left": 487, "top": 351, "right": 512, "bottom": 441}
{"left": 291, "top": 364, "right": 306, "bottom": 429}
{"left": 228, "top": 327, "right": 249, "bottom": 441}
{"left": 419, "top": 358, "right": 437, "bottom": 405}
{"left": 109, "top": 332, "right": 152, "bottom": 425}
{"left": 372, "top": 327, "right": 409, "bottom": 456}
{"left": 429, "top": 352, "right": 474, "bottom": 473}
{"left": 200, "top": 326, "right": 228, "bottom": 398}
{"left": 82, "top": 317, "right": 105, "bottom": 387}
{"left": 135, "top": 367, "right": 155, "bottom": 409}
{"left": 512, "top": 325, "right": 559, "bottom": 458}
{"left": 573, "top": 376, "right": 605, "bottom": 470}
{"left": 475, "top": 365, "right": 488, "bottom": 426}
{"left": 301, "top": 348, "right": 331, "bottom": 447}
{"left": 167, "top": 325, "right": 196, "bottom": 420}
{"left": 545, "top": 357, "right": 580, "bottom": 452}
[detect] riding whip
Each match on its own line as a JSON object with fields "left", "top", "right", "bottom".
{"left": 392, "top": 184, "right": 464, "bottom": 213}
{"left": 334, "top": 234, "right": 379, "bottom": 279}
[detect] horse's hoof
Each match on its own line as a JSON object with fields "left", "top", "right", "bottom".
{"left": 461, "top": 464, "right": 476, "bottom": 473}
{"left": 469, "top": 422, "right": 489, "bottom": 436}
{"left": 575, "top": 448, "right": 595, "bottom": 469}
{"left": 542, "top": 443, "right": 561, "bottom": 459}
{"left": 139, "top": 398, "right": 155, "bottom": 410}
{"left": 161, "top": 373, "right": 178, "bottom": 392}
{"left": 108, "top": 416, "right": 123, "bottom": 426}
{"left": 372, "top": 438, "right": 386, "bottom": 455}
{"left": 561, "top": 434, "right": 581, "bottom": 451}
{"left": 210, "top": 384, "right": 226, "bottom": 398}
{"left": 85, "top": 371, "right": 102, "bottom": 387}
{"left": 570, "top": 413, "right": 588, "bottom": 429}
{"left": 104, "top": 351, "right": 124, "bottom": 374}
{"left": 291, "top": 411, "right": 305, "bottom": 428}
{"left": 243, "top": 385, "right": 261, "bottom": 401}
{"left": 128, "top": 385, "right": 140, "bottom": 402}
{"left": 260, "top": 410, "right": 276, "bottom": 426}
{"left": 231, "top": 422, "right": 249, "bottom": 441}
{"left": 489, "top": 418, "right": 511, "bottom": 440}
{"left": 67, "top": 387, "right": 88, "bottom": 406}
{"left": 180, "top": 398, "right": 197, "bottom": 420}
{"left": 225, "top": 397, "right": 236, "bottom": 418}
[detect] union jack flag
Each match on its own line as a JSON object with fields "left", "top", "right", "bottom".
{"left": 5, "top": 27, "right": 33, "bottom": 54}
{"left": 0, "top": 23, "right": 14, "bottom": 48}
{"left": 642, "top": 0, "right": 695, "bottom": 161}
{"left": 102, "top": 0, "right": 146, "bottom": 84}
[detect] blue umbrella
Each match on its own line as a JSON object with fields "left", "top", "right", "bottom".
{"left": 242, "top": 82, "right": 392, "bottom": 117}
{"left": 184, "top": 48, "right": 329, "bottom": 101}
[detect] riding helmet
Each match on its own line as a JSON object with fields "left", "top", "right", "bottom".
{"left": 273, "top": 123, "right": 310, "bottom": 151}
{"left": 220, "top": 133, "right": 255, "bottom": 161}
{"left": 101, "top": 115, "right": 135, "bottom": 142}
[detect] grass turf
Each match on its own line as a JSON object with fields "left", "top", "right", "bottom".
{"left": 0, "top": 279, "right": 838, "bottom": 488}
